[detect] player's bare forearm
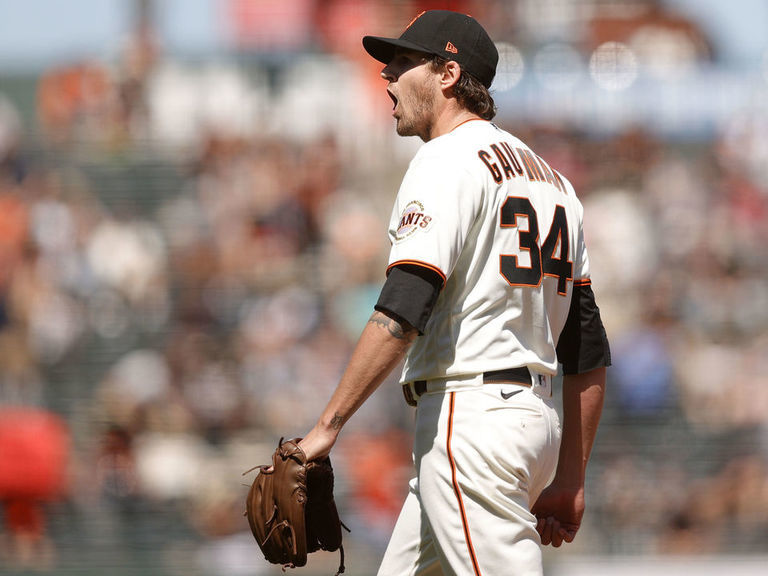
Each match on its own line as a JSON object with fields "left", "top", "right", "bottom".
{"left": 532, "top": 366, "right": 605, "bottom": 547}
{"left": 300, "top": 310, "right": 417, "bottom": 460}
{"left": 556, "top": 367, "right": 606, "bottom": 486}
{"left": 321, "top": 310, "right": 417, "bottom": 427}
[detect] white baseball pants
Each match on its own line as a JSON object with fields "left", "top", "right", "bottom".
{"left": 378, "top": 374, "right": 561, "bottom": 576}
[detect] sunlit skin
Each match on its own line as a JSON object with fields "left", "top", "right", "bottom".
{"left": 381, "top": 50, "right": 437, "bottom": 141}
{"left": 380, "top": 48, "right": 480, "bottom": 142}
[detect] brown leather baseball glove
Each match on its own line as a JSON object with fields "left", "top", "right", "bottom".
{"left": 245, "top": 438, "right": 347, "bottom": 574}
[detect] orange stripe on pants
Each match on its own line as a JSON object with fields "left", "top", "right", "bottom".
{"left": 446, "top": 392, "right": 482, "bottom": 576}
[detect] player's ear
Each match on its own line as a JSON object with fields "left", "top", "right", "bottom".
{"left": 440, "top": 60, "right": 462, "bottom": 91}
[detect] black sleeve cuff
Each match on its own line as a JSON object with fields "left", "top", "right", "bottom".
{"left": 556, "top": 282, "right": 612, "bottom": 375}
{"left": 374, "top": 264, "right": 443, "bottom": 334}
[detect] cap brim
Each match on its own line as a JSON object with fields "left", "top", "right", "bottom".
{"left": 362, "top": 35, "right": 433, "bottom": 64}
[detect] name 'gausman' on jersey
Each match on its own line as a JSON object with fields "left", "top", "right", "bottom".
{"left": 478, "top": 140, "right": 567, "bottom": 193}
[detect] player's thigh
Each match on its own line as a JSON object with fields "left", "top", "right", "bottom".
{"left": 378, "top": 483, "right": 444, "bottom": 576}
{"left": 423, "top": 386, "right": 559, "bottom": 510}
{"left": 472, "top": 385, "right": 561, "bottom": 504}
{"left": 417, "top": 387, "right": 558, "bottom": 575}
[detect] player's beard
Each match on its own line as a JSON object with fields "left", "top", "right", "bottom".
{"left": 394, "top": 76, "right": 436, "bottom": 141}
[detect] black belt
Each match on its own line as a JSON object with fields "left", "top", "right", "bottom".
{"left": 402, "top": 367, "right": 531, "bottom": 406}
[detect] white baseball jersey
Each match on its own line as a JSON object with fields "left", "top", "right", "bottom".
{"left": 386, "top": 119, "right": 590, "bottom": 383}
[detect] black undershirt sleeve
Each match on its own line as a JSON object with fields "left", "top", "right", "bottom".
{"left": 374, "top": 265, "right": 443, "bottom": 334}
{"left": 557, "top": 282, "right": 612, "bottom": 375}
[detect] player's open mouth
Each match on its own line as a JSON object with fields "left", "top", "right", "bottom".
{"left": 387, "top": 90, "right": 398, "bottom": 111}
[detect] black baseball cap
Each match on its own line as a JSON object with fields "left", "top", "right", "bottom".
{"left": 363, "top": 10, "right": 498, "bottom": 89}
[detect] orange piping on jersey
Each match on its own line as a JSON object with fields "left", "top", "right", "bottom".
{"left": 574, "top": 278, "right": 591, "bottom": 286}
{"left": 450, "top": 118, "right": 485, "bottom": 133}
{"left": 447, "top": 392, "right": 483, "bottom": 576}
{"left": 387, "top": 260, "right": 447, "bottom": 287}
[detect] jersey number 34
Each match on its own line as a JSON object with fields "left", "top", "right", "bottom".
{"left": 500, "top": 197, "right": 572, "bottom": 296}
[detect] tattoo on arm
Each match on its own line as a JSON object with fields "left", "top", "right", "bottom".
{"left": 330, "top": 412, "right": 344, "bottom": 430}
{"left": 369, "top": 311, "right": 415, "bottom": 340}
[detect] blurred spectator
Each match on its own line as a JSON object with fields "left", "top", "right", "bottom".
{"left": 586, "top": 0, "right": 714, "bottom": 77}
{"left": 0, "top": 96, "right": 25, "bottom": 185}
{"left": 94, "top": 425, "right": 140, "bottom": 508}
{"left": 115, "top": 0, "right": 160, "bottom": 141}
{"left": 0, "top": 328, "right": 44, "bottom": 406}
{"left": 37, "top": 63, "right": 115, "bottom": 145}
{"left": 0, "top": 185, "right": 28, "bottom": 295}
{"left": 609, "top": 315, "right": 676, "bottom": 418}
{"left": 94, "top": 348, "right": 173, "bottom": 429}
{"left": 0, "top": 409, "right": 69, "bottom": 571}
{"left": 658, "top": 454, "right": 768, "bottom": 553}
{"left": 189, "top": 474, "right": 271, "bottom": 576}
{"left": 337, "top": 428, "right": 412, "bottom": 550}
{"left": 227, "top": 0, "right": 315, "bottom": 53}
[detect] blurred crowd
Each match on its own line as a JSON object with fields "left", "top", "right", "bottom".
{"left": 2, "top": 0, "right": 768, "bottom": 574}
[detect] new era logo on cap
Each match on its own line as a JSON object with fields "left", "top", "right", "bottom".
{"left": 362, "top": 10, "right": 499, "bottom": 88}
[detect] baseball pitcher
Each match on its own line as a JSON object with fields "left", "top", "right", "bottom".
{"left": 299, "top": 10, "right": 611, "bottom": 576}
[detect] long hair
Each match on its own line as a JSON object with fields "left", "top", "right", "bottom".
{"left": 428, "top": 55, "right": 497, "bottom": 121}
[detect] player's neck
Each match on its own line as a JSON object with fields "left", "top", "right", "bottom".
{"left": 427, "top": 105, "right": 482, "bottom": 141}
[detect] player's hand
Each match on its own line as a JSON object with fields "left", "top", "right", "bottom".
{"left": 531, "top": 483, "right": 585, "bottom": 547}
{"left": 298, "top": 426, "right": 337, "bottom": 462}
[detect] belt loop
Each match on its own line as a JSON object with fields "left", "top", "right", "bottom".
{"left": 402, "top": 383, "right": 417, "bottom": 407}
{"left": 532, "top": 373, "right": 553, "bottom": 397}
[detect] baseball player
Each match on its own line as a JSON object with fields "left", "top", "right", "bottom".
{"left": 300, "top": 10, "right": 610, "bottom": 575}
